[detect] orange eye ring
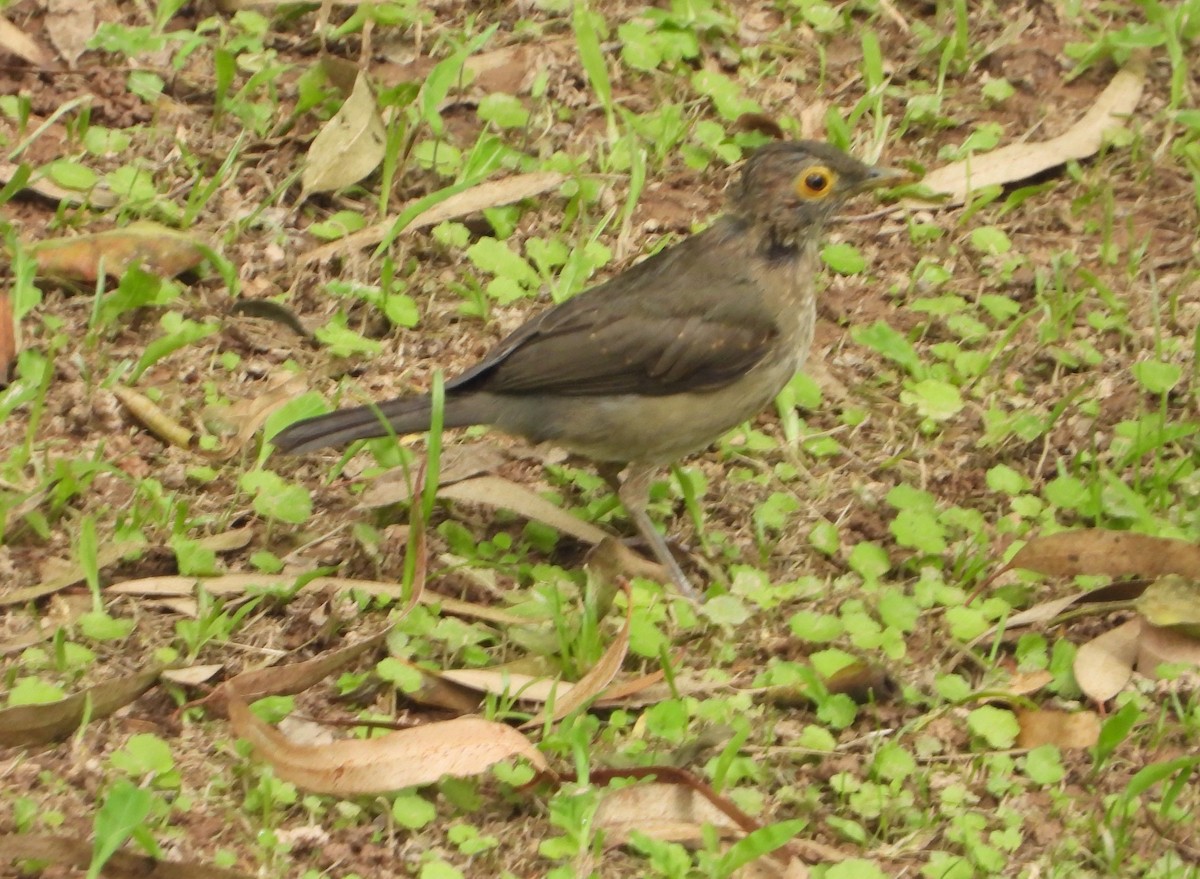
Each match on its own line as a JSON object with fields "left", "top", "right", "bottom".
{"left": 796, "top": 165, "right": 836, "bottom": 199}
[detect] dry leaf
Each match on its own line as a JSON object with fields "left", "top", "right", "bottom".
{"left": 0, "top": 538, "right": 145, "bottom": 606}
{"left": 1007, "top": 529, "right": 1200, "bottom": 580}
{"left": 0, "top": 15, "right": 52, "bottom": 66}
{"left": 359, "top": 443, "right": 511, "bottom": 507}
{"left": 595, "top": 782, "right": 740, "bottom": 846}
{"left": 45, "top": 0, "right": 94, "bottom": 66}
{"left": 441, "top": 475, "right": 609, "bottom": 545}
{"left": 586, "top": 536, "right": 672, "bottom": 584}
{"left": 522, "top": 584, "right": 630, "bottom": 728}
{"left": 1074, "top": 617, "right": 1141, "bottom": 702}
{"left": 113, "top": 386, "right": 194, "bottom": 448}
{"left": 106, "top": 573, "right": 528, "bottom": 626}
{"left": 0, "top": 834, "right": 254, "bottom": 879}
{"left": 0, "top": 594, "right": 90, "bottom": 657}
{"left": 33, "top": 221, "right": 206, "bottom": 282}
{"left": 162, "top": 664, "right": 224, "bottom": 686}
{"left": 987, "top": 580, "right": 1147, "bottom": 636}
{"left": 1137, "top": 624, "right": 1200, "bottom": 676}
{"left": 303, "top": 171, "right": 564, "bottom": 263}
{"left": 211, "top": 373, "right": 310, "bottom": 457}
{"left": 208, "top": 627, "right": 392, "bottom": 714}
{"left": 230, "top": 702, "right": 546, "bottom": 794}
{"left": 1015, "top": 709, "right": 1101, "bottom": 749}
{"left": 909, "top": 59, "right": 1145, "bottom": 207}
{"left": 301, "top": 71, "right": 386, "bottom": 196}
{"left": 0, "top": 668, "right": 160, "bottom": 747}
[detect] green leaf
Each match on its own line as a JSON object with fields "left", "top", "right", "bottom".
{"left": 852, "top": 320, "right": 923, "bottom": 377}
{"left": 821, "top": 242, "right": 867, "bottom": 274}
{"left": 715, "top": 818, "right": 807, "bottom": 876}
{"left": 901, "top": 378, "right": 964, "bottom": 421}
{"left": 90, "top": 780, "right": 154, "bottom": 879}
{"left": 240, "top": 470, "right": 313, "bottom": 525}
{"left": 1131, "top": 359, "right": 1182, "bottom": 395}
{"left": 966, "top": 705, "right": 1019, "bottom": 749}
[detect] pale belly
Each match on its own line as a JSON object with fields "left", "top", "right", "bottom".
{"left": 491, "top": 353, "right": 803, "bottom": 465}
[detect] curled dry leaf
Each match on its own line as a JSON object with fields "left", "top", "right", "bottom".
{"left": 113, "top": 386, "right": 194, "bottom": 449}
{"left": 0, "top": 834, "right": 254, "bottom": 879}
{"left": 301, "top": 71, "right": 386, "bottom": 197}
{"left": 303, "top": 170, "right": 565, "bottom": 263}
{"left": 1006, "top": 529, "right": 1200, "bottom": 580}
{"left": 205, "top": 627, "right": 392, "bottom": 715}
{"left": 909, "top": 58, "right": 1145, "bottom": 208}
{"left": 986, "top": 580, "right": 1147, "bottom": 637}
{"left": 230, "top": 701, "right": 546, "bottom": 795}
{"left": 1015, "top": 708, "right": 1101, "bottom": 749}
{"left": 33, "top": 221, "right": 206, "bottom": 282}
{"left": 1074, "top": 617, "right": 1141, "bottom": 703}
{"left": 521, "top": 581, "right": 633, "bottom": 729}
{"left": 0, "top": 668, "right": 160, "bottom": 747}
{"left": 162, "top": 664, "right": 224, "bottom": 686}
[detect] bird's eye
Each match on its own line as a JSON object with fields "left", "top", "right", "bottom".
{"left": 796, "top": 165, "right": 836, "bottom": 199}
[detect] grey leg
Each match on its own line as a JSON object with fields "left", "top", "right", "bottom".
{"left": 618, "top": 463, "right": 704, "bottom": 603}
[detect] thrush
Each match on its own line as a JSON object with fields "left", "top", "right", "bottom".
{"left": 273, "top": 141, "right": 901, "bottom": 599}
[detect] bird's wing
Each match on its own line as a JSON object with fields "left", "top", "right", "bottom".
{"left": 449, "top": 228, "right": 779, "bottom": 398}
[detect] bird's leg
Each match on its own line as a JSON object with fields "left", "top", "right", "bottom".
{"left": 618, "top": 463, "right": 704, "bottom": 602}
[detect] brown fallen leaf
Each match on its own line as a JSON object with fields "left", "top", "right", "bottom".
{"left": 301, "top": 71, "right": 386, "bottom": 198}
{"left": 0, "top": 668, "right": 161, "bottom": 747}
{"left": 0, "top": 15, "right": 53, "bottom": 66}
{"left": 162, "top": 664, "right": 224, "bottom": 686}
{"left": 0, "top": 834, "right": 253, "bottom": 879}
{"left": 1137, "top": 624, "right": 1200, "bottom": 676}
{"left": 0, "top": 593, "right": 90, "bottom": 657}
{"left": 33, "top": 221, "right": 207, "bottom": 282}
{"left": 1006, "top": 529, "right": 1200, "bottom": 581}
{"left": 440, "top": 474, "right": 609, "bottom": 545}
{"left": 359, "top": 443, "right": 511, "bottom": 507}
{"left": 907, "top": 58, "right": 1145, "bottom": 208}
{"left": 209, "top": 373, "right": 310, "bottom": 458}
{"left": 44, "top": 0, "right": 93, "bottom": 66}
{"left": 205, "top": 627, "right": 392, "bottom": 715}
{"left": 1074, "top": 617, "right": 1141, "bottom": 703}
{"left": 980, "top": 579, "right": 1147, "bottom": 641}
{"left": 230, "top": 702, "right": 547, "bottom": 795}
{"left": 1015, "top": 708, "right": 1101, "bottom": 749}
{"left": 303, "top": 171, "right": 565, "bottom": 263}
{"left": 595, "top": 781, "right": 741, "bottom": 846}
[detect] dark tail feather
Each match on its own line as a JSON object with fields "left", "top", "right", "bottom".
{"left": 272, "top": 395, "right": 438, "bottom": 454}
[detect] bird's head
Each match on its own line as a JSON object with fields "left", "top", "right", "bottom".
{"left": 729, "top": 141, "right": 903, "bottom": 249}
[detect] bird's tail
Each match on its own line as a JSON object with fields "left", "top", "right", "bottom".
{"left": 272, "top": 394, "right": 450, "bottom": 454}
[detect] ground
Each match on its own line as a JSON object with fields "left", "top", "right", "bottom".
{"left": 1, "top": 1, "right": 1199, "bottom": 877}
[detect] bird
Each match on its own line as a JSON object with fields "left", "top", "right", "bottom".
{"left": 272, "top": 140, "right": 902, "bottom": 600}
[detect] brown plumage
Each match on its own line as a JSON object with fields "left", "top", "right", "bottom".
{"left": 273, "top": 141, "right": 901, "bottom": 599}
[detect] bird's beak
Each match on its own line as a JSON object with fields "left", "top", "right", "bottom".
{"left": 857, "top": 164, "right": 915, "bottom": 191}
